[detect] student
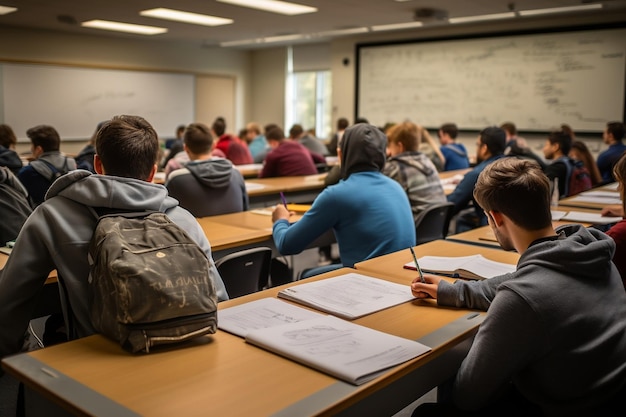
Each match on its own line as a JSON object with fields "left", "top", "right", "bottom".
{"left": 244, "top": 122, "right": 269, "bottom": 161}
{"left": 326, "top": 117, "right": 349, "bottom": 156}
{"left": 447, "top": 126, "right": 506, "bottom": 232}
{"left": 290, "top": 124, "right": 329, "bottom": 157}
{"left": 383, "top": 121, "right": 446, "bottom": 221}
{"left": 543, "top": 129, "right": 591, "bottom": 198}
{"left": 411, "top": 157, "right": 626, "bottom": 417}
{"left": 438, "top": 123, "right": 470, "bottom": 171}
{"left": 271, "top": 123, "right": 415, "bottom": 274}
{"left": 0, "top": 115, "right": 228, "bottom": 361}
{"left": 501, "top": 121, "right": 546, "bottom": 169}
{"left": 18, "top": 125, "right": 77, "bottom": 206}
{"left": 0, "top": 166, "right": 32, "bottom": 245}
{"left": 0, "top": 124, "right": 23, "bottom": 175}
{"left": 258, "top": 127, "right": 320, "bottom": 177}
{"left": 166, "top": 122, "right": 249, "bottom": 217}
{"left": 160, "top": 124, "right": 186, "bottom": 169}
{"left": 597, "top": 121, "right": 626, "bottom": 183}
{"left": 569, "top": 140, "right": 602, "bottom": 186}
{"left": 212, "top": 117, "right": 253, "bottom": 165}
{"left": 74, "top": 121, "right": 105, "bottom": 173}
{"left": 604, "top": 152, "right": 626, "bottom": 288}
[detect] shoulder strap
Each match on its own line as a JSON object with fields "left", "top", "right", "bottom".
{"left": 30, "top": 159, "right": 59, "bottom": 182}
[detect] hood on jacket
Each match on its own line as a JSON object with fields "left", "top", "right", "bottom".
{"left": 340, "top": 123, "right": 387, "bottom": 180}
{"left": 389, "top": 151, "right": 436, "bottom": 176}
{"left": 186, "top": 158, "right": 234, "bottom": 188}
{"left": 0, "top": 166, "right": 28, "bottom": 197}
{"left": 47, "top": 170, "right": 178, "bottom": 212}
{"left": 519, "top": 224, "right": 616, "bottom": 282}
{"left": 0, "top": 145, "right": 23, "bottom": 173}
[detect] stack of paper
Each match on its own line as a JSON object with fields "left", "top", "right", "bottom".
{"left": 404, "top": 255, "right": 515, "bottom": 280}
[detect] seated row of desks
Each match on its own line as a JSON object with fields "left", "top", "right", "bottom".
{"left": 2, "top": 239, "right": 517, "bottom": 417}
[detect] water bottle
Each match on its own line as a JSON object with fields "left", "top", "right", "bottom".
{"left": 551, "top": 177, "right": 559, "bottom": 207}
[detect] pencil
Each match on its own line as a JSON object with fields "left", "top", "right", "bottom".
{"left": 409, "top": 246, "right": 425, "bottom": 283}
{"left": 279, "top": 192, "right": 288, "bottom": 209}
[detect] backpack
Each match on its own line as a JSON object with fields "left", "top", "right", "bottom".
{"left": 88, "top": 210, "right": 218, "bottom": 353}
{"left": 558, "top": 157, "right": 592, "bottom": 197}
{"left": 31, "top": 158, "right": 70, "bottom": 182}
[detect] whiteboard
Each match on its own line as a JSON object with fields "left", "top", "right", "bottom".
{"left": 357, "top": 28, "right": 626, "bottom": 132}
{"left": 1, "top": 63, "right": 194, "bottom": 140}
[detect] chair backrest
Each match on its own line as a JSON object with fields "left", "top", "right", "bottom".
{"left": 414, "top": 202, "right": 455, "bottom": 245}
{"left": 215, "top": 247, "right": 272, "bottom": 298}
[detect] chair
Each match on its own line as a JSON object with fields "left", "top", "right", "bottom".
{"left": 414, "top": 202, "right": 455, "bottom": 245}
{"left": 215, "top": 247, "right": 272, "bottom": 298}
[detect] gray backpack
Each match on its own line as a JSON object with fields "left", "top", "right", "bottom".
{"left": 88, "top": 211, "right": 218, "bottom": 353}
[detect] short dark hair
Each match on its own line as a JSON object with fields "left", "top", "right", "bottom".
{"left": 289, "top": 124, "right": 303, "bottom": 139}
{"left": 26, "top": 125, "right": 61, "bottom": 152}
{"left": 547, "top": 129, "right": 573, "bottom": 155}
{"left": 337, "top": 118, "right": 349, "bottom": 130}
{"left": 607, "top": 121, "right": 625, "bottom": 142}
{"left": 440, "top": 123, "right": 458, "bottom": 139}
{"left": 266, "top": 127, "right": 285, "bottom": 142}
{"left": 500, "top": 122, "right": 517, "bottom": 136}
{"left": 212, "top": 118, "right": 226, "bottom": 137}
{"left": 474, "top": 158, "right": 552, "bottom": 230}
{"left": 479, "top": 127, "right": 506, "bottom": 156}
{"left": 95, "top": 115, "right": 159, "bottom": 180}
{"left": 0, "top": 124, "right": 17, "bottom": 148}
{"left": 184, "top": 123, "right": 213, "bottom": 155}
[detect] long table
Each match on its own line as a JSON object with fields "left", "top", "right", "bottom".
{"left": 2, "top": 240, "right": 520, "bottom": 417}
{"left": 246, "top": 174, "right": 327, "bottom": 207}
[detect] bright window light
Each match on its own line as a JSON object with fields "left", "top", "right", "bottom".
{"left": 448, "top": 12, "right": 516, "bottom": 24}
{"left": 0, "top": 5, "right": 17, "bottom": 15}
{"left": 519, "top": 4, "right": 603, "bottom": 16}
{"left": 216, "top": 0, "right": 317, "bottom": 16}
{"left": 81, "top": 20, "right": 168, "bottom": 35}
{"left": 140, "top": 8, "right": 233, "bottom": 26}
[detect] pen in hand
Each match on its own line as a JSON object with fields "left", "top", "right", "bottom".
{"left": 279, "top": 192, "right": 288, "bottom": 209}
{"left": 409, "top": 246, "right": 425, "bottom": 283}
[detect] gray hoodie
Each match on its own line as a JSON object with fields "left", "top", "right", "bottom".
{"left": 438, "top": 224, "right": 626, "bottom": 415}
{"left": 0, "top": 170, "right": 228, "bottom": 359}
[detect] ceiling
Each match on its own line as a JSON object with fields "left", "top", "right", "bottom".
{"left": 1, "top": 0, "right": 625, "bottom": 48}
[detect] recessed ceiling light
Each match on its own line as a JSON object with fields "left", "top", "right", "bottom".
{"left": 0, "top": 5, "right": 17, "bottom": 15}
{"left": 448, "top": 12, "right": 516, "bottom": 24}
{"left": 81, "top": 20, "right": 168, "bottom": 35}
{"left": 216, "top": 0, "right": 317, "bottom": 16}
{"left": 371, "top": 21, "right": 424, "bottom": 32}
{"left": 140, "top": 8, "right": 233, "bottom": 26}
{"left": 518, "top": 4, "right": 603, "bottom": 16}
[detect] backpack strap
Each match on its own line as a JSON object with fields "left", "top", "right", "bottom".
{"left": 31, "top": 157, "right": 71, "bottom": 182}
{"left": 554, "top": 156, "right": 573, "bottom": 197}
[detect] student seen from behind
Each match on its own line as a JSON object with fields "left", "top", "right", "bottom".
{"left": 18, "top": 125, "right": 77, "bottom": 206}
{"left": 271, "top": 123, "right": 415, "bottom": 276}
{"left": 383, "top": 121, "right": 446, "bottom": 222}
{"left": 542, "top": 129, "right": 591, "bottom": 198}
{"left": 258, "top": 127, "right": 320, "bottom": 178}
{"left": 0, "top": 115, "right": 228, "bottom": 362}
{"left": 166, "top": 122, "right": 249, "bottom": 217}
{"left": 411, "top": 157, "right": 626, "bottom": 417}
{"left": 0, "top": 124, "right": 23, "bottom": 175}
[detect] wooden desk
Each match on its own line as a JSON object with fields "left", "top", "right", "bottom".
{"left": 439, "top": 168, "right": 471, "bottom": 196}
{"left": 196, "top": 218, "right": 273, "bottom": 257}
{"left": 235, "top": 163, "right": 264, "bottom": 178}
{"left": 246, "top": 174, "right": 327, "bottom": 208}
{"left": 447, "top": 219, "right": 593, "bottom": 249}
{"left": 354, "top": 240, "right": 520, "bottom": 280}
{"left": 558, "top": 189, "right": 621, "bottom": 210}
{"left": 3, "top": 267, "right": 488, "bottom": 417}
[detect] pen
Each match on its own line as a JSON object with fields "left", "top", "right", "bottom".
{"left": 409, "top": 246, "right": 425, "bottom": 283}
{"left": 280, "top": 192, "right": 288, "bottom": 209}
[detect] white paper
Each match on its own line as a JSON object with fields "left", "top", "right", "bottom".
{"left": 567, "top": 194, "right": 621, "bottom": 205}
{"left": 218, "top": 298, "right": 324, "bottom": 338}
{"left": 405, "top": 255, "right": 515, "bottom": 280}
{"left": 278, "top": 273, "right": 415, "bottom": 319}
{"left": 551, "top": 210, "right": 567, "bottom": 221}
{"left": 246, "top": 315, "right": 431, "bottom": 385}
{"left": 245, "top": 182, "right": 266, "bottom": 191}
{"left": 561, "top": 211, "right": 622, "bottom": 225}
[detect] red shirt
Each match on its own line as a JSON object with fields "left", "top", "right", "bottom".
{"left": 216, "top": 134, "right": 253, "bottom": 165}
{"left": 259, "top": 140, "right": 319, "bottom": 178}
{"left": 606, "top": 219, "right": 626, "bottom": 290}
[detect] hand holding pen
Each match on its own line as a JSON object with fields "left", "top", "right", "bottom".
{"left": 409, "top": 246, "right": 425, "bottom": 283}
{"left": 272, "top": 192, "right": 291, "bottom": 223}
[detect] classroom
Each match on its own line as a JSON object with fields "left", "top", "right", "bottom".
{"left": 1, "top": 1, "right": 626, "bottom": 416}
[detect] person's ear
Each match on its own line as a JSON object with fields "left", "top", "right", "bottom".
{"left": 94, "top": 155, "right": 104, "bottom": 175}
{"left": 489, "top": 210, "right": 505, "bottom": 227}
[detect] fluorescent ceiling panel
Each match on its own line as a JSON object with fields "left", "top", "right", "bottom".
{"left": 140, "top": 8, "right": 233, "bottom": 26}
{"left": 217, "top": 0, "right": 317, "bottom": 16}
{"left": 371, "top": 22, "right": 423, "bottom": 32}
{"left": 518, "top": 4, "right": 603, "bottom": 16}
{"left": 0, "top": 5, "right": 17, "bottom": 15}
{"left": 448, "top": 12, "right": 516, "bottom": 24}
{"left": 81, "top": 20, "right": 167, "bottom": 35}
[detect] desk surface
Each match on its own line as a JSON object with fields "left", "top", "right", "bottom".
{"left": 246, "top": 174, "right": 327, "bottom": 197}
{"left": 2, "top": 266, "right": 493, "bottom": 417}
{"left": 558, "top": 188, "right": 621, "bottom": 210}
{"left": 354, "top": 240, "right": 520, "bottom": 280}
{"left": 196, "top": 218, "right": 272, "bottom": 253}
